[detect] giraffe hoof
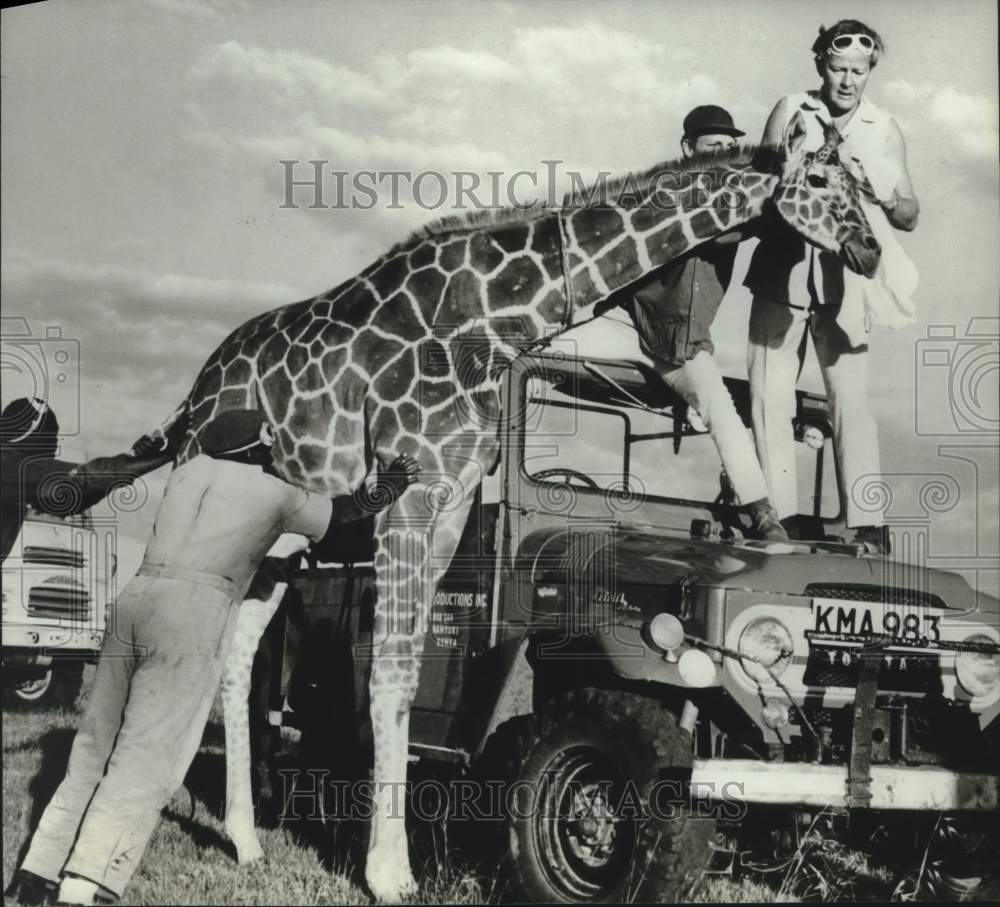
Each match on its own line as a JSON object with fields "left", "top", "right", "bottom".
{"left": 365, "top": 865, "right": 417, "bottom": 903}
{"left": 226, "top": 826, "right": 265, "bottom": 864}
{"left": 234, "top": 841, "right": 265, "bottom": 864}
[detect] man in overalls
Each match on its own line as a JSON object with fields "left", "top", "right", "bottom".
{"left": 6, "top": 409, "right": 418, "bottom": 906}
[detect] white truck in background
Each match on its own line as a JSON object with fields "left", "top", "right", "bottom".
{"left": 2, "top": 480, "right": 145, "bottom": 707}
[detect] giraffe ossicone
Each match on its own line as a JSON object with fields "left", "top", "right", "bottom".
{"left": 159, "top": 110, "right": 877, "bottom": 902}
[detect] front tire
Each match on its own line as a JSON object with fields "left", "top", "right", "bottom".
{"left": 488, "top": 689, "right": 716, "bottom": 903}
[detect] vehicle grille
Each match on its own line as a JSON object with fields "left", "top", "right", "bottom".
{"left": 803, "top": 648, "right": 942, "bottom": 694}
{"left": 805, "top": 583, "right": 948, "bottom": 610}
{"left": 22, "top": 545, "right": 85, "bottom": 569}
{"left": 27, "top": 577, "right": 91, "bottom": 621}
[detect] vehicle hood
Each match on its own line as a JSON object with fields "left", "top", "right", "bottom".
{"left": 517, "top": 525, "right": 1000, "bottom": 619}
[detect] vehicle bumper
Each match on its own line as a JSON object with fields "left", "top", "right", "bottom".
{"left": 691, "top": 758, "right": 999, "bottom": 811}
{"left": 3, "top": 623, "right": 104, "bottom": 654}
{"left": 3, "top": 652, "right": 53, "bottom": 669}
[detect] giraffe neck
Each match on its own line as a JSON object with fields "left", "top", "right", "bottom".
{"left": 562, "top": 161, "right": 778, "bottom": 313}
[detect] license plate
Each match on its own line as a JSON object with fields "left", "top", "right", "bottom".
{"left": 810, "top": 599, "right": 943, "bottom": 645}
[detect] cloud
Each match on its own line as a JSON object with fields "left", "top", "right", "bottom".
{"left": 189, "top": 40, "right": 391, "bottom": 109}
{"left": 145, "top": 0, "right": 246, "bottom": 21}
{"left": 185, "top": 24, "right": 724, "bottom": 170}
{"left": 930, "top": 87, "right": 1000, "bottom": 159}
{"left": 1, "top": 250, "right": 304, "bottom": 458}
{"left": 882, "top": 79, "right": 929, "bottom": 107}
{"left": 880, "top": 81, "right": 999, "bottom": 162}
{"left": 179, "top": 24, "right": 736, "bottom": 253}
{"left": 402, "top": 46, "right": 518, "bottom": 82}
{"left": 2, "top": 250, "right": 298, "bottom": 327}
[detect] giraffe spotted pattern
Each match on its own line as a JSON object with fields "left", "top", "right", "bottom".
{"left": 161, "top": 114, "right": 878, "bottom": 902}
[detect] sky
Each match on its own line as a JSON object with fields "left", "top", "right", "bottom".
{"left": 2, "top": 0, "right": 998, "bottom": 594}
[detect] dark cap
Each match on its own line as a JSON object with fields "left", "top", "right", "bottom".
{"left": 683, "top": 105, "right": 745, "bottom": 140}
{"left": 200, "top": 408, "right": 274, "bottom": 458}
{"left": 1, "top": 396, "right": 59, "bottom": 453}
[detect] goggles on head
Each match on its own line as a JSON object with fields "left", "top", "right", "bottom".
{"left": 828, "top": 33, "right": 876, "bottom": 56}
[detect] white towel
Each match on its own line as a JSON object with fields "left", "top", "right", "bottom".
{"left": 837, "top": 160, "right": 918, "bottom": 347}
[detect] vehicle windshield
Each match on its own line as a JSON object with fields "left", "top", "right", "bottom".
{"left": 522, "top": 359, "right": 840, "bottom": 520}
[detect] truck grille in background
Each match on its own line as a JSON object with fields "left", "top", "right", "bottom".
{"left": 27, "top": 577, "right": 91, "bottom": 621}
{"left": 804, "top": 583, "right": 948, "bottom": 610}
{"left": 803, "top": 649, "right": 942, "bottom": 694}
{"left": 22, "top": 546, "right": 85, "bottom": 569}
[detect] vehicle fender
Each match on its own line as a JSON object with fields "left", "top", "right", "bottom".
{"left": 475, "top": 635, "right": 534, "bottom": 756}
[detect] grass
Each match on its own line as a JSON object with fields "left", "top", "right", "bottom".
{"left": 2, "top": 692, "right": 490, "bottom": 906}
{"left": 4, "top": 691, "right": 995, "bottom": 904}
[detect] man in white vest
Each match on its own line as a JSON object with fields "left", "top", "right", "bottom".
{"left": 744, "top": 19, "right": 920, "bottom": 554}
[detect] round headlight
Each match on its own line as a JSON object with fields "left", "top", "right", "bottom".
{"left": 738, "top": 617, "right": 794, "bottom": 684}
{"left": 955, "top": 635, "right": 1000, "bottom": 699}
{"left": 648, "top": 612, "right": 685, "bottom": 653}
{"left": 678, "top": 648, "right": 718, "bottom": 687}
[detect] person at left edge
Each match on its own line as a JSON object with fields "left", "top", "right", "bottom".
{"left": 1, "top": 396, "right": 170, "bottom": 564}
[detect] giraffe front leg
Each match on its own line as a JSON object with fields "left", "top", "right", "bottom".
{"left": 362, "top": 472, "right": 481, "bottom": 902}
{"left": 222, "top": 590, "right": 284, "bottom": 864}
{"left": 365, "top": 640, "right": 421, "bottom": 903}
{"left": 363, "top": 514, "right": 433, "bottom": 903}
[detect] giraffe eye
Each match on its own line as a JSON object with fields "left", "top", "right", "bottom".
{"left": 807, "top": 173, "right": 828, "bottom": 189}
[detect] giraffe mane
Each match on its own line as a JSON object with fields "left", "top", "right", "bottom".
{"left": 397, "top": 143, "right": 769, "bottom": 249}
{"left": 562, "top": 143, "right": 769, "bottom": 208}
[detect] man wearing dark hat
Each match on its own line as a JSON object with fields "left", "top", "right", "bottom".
{"left": 557, "top": 106, "right": 787, "bottom": 540}
{"left": 679, "top": 104, "right": 746, "bottom": 155}
{"left": 7, "top": 409, "right": 419, "bottom": 907}
{"left": 1, "top": 397, "right": 170, "bottom": 563}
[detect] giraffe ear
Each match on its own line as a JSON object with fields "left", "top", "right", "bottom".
{"left": 259, "top": 423, "right": 275, "bottom": 447}
{"left": 784, "top": 110, "right": 808, "bottom": 157}
{"left": 819, "top": 118, "right": 843, "bottom": 153}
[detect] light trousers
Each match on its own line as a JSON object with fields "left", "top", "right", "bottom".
{"left": 555, "top": 311, "right": 769, "bottom": 504}
{"left": 20, "top": 566, "right": 240, "bottom": 897}
{"left": 746, "top": 298, "right": 884, "bottom": 528}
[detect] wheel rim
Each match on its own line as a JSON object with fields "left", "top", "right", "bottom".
{"left": 532, "top": 745, "right": 637, "bottom": 900}
{"left": 14, "top": 669, "right": 53, "bottom": 701}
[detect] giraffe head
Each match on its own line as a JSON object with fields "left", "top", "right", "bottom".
{"left": 770, "top": 110, "right": 881, "bottom": 277}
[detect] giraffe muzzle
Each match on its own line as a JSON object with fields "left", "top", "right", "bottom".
{"left": 841, "top": 231, "right": 881, "bottom": 278}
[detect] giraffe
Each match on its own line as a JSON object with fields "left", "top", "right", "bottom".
{"left": 145, "top": 110, "right": 879, "bottom": 901}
